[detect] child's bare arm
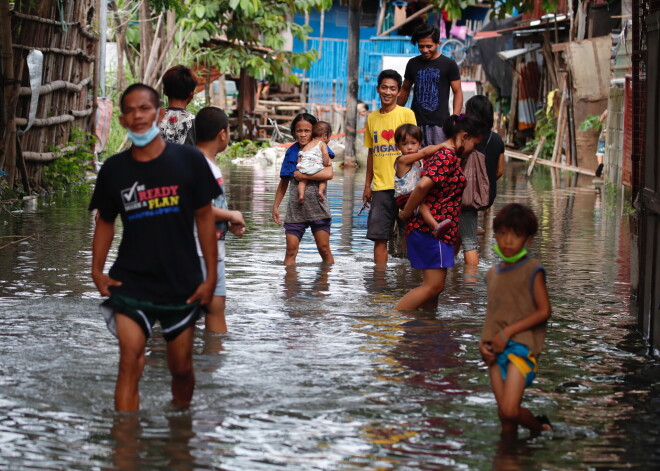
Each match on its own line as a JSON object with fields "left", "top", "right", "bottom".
{"left": 479, "top": 340, "right": 496, "bottom": 366}
{"left": 320, "top": 142, "right": 331, "bottom": 166}
{"left": 212, "top": 207, "right": 233, "bottom": 222}
{"left": 397, "top": 144, "right": 444, "bottom": 165}
{"left": 211, "top": 207, "right": 246, "bottom": 237}
{"left": 492, "top": 271, "right": 551, "bottom": 352}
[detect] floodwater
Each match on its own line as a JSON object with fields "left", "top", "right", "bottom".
{"left": 0, "top": 160, "right": 659, "bottom": 470}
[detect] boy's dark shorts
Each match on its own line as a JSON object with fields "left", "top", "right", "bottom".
{"left": 366, "top": 189, "right": 397, "bottom": 241}
{"left": 284, "top": 218, "right": 331, "bottom": 240}
{"left": 100, "top": 294, "right": 205, "bottom": 342}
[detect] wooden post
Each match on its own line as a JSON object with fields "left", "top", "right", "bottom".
{"left": 551, "top": 88, "right": 567, "bottom": 162}
{"left": 526, "top": 136, "right": 546, "bottom": 176}
{"left": 344, "top": 0, "right": 360, "bottom": 167}
{"left": 376, "top": 0, "right": 386, "bottom": 35}
{"left": 542, "top": 30, "right": 558, "bottom": 90}
{"left": 0, "top": 0, "right": 18, "bottom": 183}
{"left": 238, "top": 68, "right": 247, "bottom": 140}
{"left": 379, "top": 4, "right": 433, "bottom": 37}
{"left": 565, "top": 71, "right": 577, "bottom": 167}
{"left": 507, "top": 56, "right": 521, "bottom": 146}
{"left": 138, "top": 1, "right": 153, "bottom": 80}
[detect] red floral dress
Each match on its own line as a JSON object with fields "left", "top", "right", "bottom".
{"left": 404, "top": 147, "right": 466, "bottom": 244}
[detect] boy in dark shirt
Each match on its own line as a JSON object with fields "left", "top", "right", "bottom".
{"left": 398, "top": 24, "right": 463, "bottom": 147}
{"left": 90, "top": 84, "right": 220, "bottom": 411}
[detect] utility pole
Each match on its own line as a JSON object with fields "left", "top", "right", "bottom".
{"left": 344, "top": 0, "right": 361, "bottom": 167}
{"left": 99, "top": 0, "right": 107, "bottom": 97}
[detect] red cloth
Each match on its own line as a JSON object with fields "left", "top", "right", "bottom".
{"left": 405, "top": 148, "right": 466, "bottom": 245}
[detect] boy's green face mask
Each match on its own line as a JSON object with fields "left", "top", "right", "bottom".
{"left": 493, "top": 244, "right": 528, "bottom": 264}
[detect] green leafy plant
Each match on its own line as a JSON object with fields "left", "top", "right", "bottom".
{"left": 43, "top": 130, "right": 95, "bottom": 191}
{"left": 579, "top": 114, "right": 604, "bottom": 133}
{"left": 218, "top": 139, "right": 270, "bottom": 163}
{"left": 522, "top": 107, "right": 556, "bottom": 160}
{"left": 0, "top": 177, "right": 19, "bottom": 202}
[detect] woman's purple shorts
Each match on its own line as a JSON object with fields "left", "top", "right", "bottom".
{"left": 284, "top": 218, "right": 332, "bottom": 240}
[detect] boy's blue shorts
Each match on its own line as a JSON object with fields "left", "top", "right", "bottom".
{"left": 496, "top": 340, "right": 538, "bottom": 388}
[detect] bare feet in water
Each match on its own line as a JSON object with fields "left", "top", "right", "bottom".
{"left": 433, "top": 219, "right": 452, "bottom": 240}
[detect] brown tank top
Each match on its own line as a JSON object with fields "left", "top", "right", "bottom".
{"left": 481, "top": 258, "right": 548, "bottom": 357}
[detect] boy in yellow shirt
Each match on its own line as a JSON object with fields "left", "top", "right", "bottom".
{"left": 363, "top": 69, "right": 417, "bottom": 265}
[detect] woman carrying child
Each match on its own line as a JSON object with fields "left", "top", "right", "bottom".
{"left": 272, "top": 113, "right": 334, "bottom": 266}
{"left": 396, "top": 114, "right": 486, "bottom": 310}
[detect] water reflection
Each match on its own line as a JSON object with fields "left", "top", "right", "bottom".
{"left": 110, "top": 412, "right": 200, "bottom": 471}
{"left": 0, "top": 161, "right": 658, "bottom": 469}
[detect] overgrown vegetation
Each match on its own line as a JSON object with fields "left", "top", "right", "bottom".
{"left": 43, "top": 130, "right": 95, "bottom": 191}
{"left": 579, "top": 114, "right": 604, "bottom": 133}
{"left": 218, "top": 140, "right": 271, "bottom": 163}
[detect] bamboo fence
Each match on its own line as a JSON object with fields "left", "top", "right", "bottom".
{"left": 1, "top": 0, "right": 98, "bottom": 193}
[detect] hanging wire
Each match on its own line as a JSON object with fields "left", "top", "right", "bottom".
{"left": 57, "top": 0, "right": 69, "bottom": 32}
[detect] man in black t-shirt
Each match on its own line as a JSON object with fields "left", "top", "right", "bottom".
{"left": 398, "top": 24, "right": 463, "bottom": 147}
{"left": 90, "top": 84, "right": 220, "bottom": 411}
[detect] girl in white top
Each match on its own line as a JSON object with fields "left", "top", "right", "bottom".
{"left": 297, "top": 121, "right": 332, "bottom": 204}
{"left": 393, "top": 124, "right": 451, "bottom": 239}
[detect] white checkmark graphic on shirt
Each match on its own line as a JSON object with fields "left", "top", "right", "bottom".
{"left": 123, "top": 181, "right": 139, "bottom": 202}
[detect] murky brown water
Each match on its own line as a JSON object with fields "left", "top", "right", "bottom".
{"left": 0, "top": 161, "right": 658, "bottom": 470}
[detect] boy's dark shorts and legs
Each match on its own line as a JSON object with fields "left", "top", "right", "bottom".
{"left": 101, "top": 294, "right": 205, "bottom": 342}
{"left": 366, "top": 190, "right": 398, "bottom": 241}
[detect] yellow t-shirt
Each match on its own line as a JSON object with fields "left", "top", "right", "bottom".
{"left": 364, "top": 105, "right": 417, "bottom": 191}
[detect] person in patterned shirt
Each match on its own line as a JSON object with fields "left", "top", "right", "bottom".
{"left": 396, "top": 114, "right": 487, "bottom": 310}
{"left": 158, "top": 65, "right": 199, "bottom": 145}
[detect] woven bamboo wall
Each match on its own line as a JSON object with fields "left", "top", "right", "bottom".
{"left": 10, "top": 0, "right": 97, "bottom": 190}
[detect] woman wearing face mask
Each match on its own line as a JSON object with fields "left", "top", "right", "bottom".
{"left": 396, "top": 114, "right": 487, "bottom": 310}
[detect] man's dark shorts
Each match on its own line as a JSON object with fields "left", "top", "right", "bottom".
{"left": 366, "top": 189, "right": 398, "bottom": 241}
{"left": 284, "top": 218, "right": 332, "bottom": 240}
{"left": 100, "top": 294, "right": 205, "bottom": 342}
{"left": 420, "top": 124, "right": 447, "bottom": 147}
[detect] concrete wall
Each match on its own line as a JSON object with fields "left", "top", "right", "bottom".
{"left": 605, "top": 86, "right": 625, "bottom": 186}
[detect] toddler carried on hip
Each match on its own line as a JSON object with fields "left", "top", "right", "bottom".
{"left": 296, "top": 121, "right": 333, "bottom": 204}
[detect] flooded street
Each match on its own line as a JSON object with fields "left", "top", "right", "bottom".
{"left": 1, "top": 160, "right": 659, "bottom": 470}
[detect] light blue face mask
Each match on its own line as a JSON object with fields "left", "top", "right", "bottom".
{"left": 126, "top": 119, "right": 160, "bottom": 147}
{"left": 493, "top": 243, "right": 528, "bottom": 264}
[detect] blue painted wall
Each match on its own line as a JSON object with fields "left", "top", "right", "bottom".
{"left": 292, "top": 1, "right": 378, "bottom": 53}
{"left": 293, "top": 2, "right": 492, "bottom": 108}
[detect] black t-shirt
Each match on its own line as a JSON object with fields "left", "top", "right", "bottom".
{"left": 404, "top": 55, "right": 461, "bottom": 126}
{"left": 89, "top": 143, "right": 221, "bottom": 303}
{"left": 477, "top": 131, "right": 505, "bottom": 208}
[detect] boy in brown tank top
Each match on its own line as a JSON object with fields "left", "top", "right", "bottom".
{"left": 479, "top": 203, "right": 553, "bottom": 436}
